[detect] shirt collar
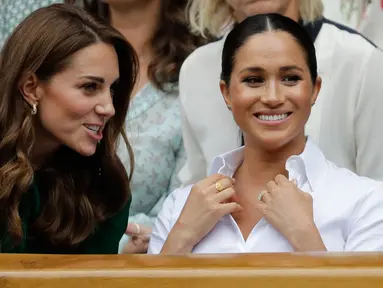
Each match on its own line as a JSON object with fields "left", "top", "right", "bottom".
{"left": 209, "top": 138, "right": 327, "bottom": 192}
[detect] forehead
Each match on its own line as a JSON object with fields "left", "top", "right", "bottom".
{"left": 233, "top": 31, "right": 308, "bottom": 71}
{"left": 60, "top": 42, "right": 120, "bottom": 81}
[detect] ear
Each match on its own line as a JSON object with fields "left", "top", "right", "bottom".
{"left": 19, "top": 73, "right": 42, "bottom": 107}
{"left": 311, "top": 76, "right": 322, "bottom": 105}
{"left": 219, "top": 80, "right": 232, "bottom": 109}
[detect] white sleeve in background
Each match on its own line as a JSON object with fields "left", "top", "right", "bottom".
{"left": 345, "top": 183, "right": 383, "bottom": 251}
{"left": 354, "top": 48, "right": 383, "bottom": 181}
{"left": 147, "top": 190, "right": 177, "bottom": 254}
{"left": 147, "top": 185, "right": 193, "bottom": 254}
{"left": 177, "top": 101, "right": 207, "bottom": 187}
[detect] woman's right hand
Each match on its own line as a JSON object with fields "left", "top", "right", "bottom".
{"left": 161, "top": 174, "right": 242, "bottom": 253}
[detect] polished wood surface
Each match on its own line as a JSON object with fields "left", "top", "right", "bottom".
{"left": 1, "top": 253, "right": 383, "bottom": 287}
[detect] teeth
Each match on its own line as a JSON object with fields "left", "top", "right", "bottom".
{"left": 85, "top": 125, "right": 100, "bottom": 133}
{"left": 257, "top": 113, "right": 289, "bottom": 121}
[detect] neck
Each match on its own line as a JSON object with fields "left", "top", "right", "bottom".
{"left": 108, "top": 0, "right": 160, "bottom": 59}
{"left": 31, "top": 124, "right": 60, "bottom": 169}
{"left": 235, "top": 133, "right": 306, "bottom": 185}
{"left": 283, "top": 1, "right": 300, "bottom": 22}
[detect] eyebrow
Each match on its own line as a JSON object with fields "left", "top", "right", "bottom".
{"left": 80, "top": 76, "right": 105, "bottom": 83}
{"left": 239, "top": 65, "right": 304, "bottom": 73}
{"left": 279, "top": 65, "right": 304, "bottom": 72}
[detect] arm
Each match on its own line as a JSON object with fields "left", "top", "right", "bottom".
{"left": 177, "top": 66, "right": 207, "bottom": 187}
{"left": 345, "top": 183, "right": 383, "bottom": 251}
{"left": 80, "top": 198, "right": 131, "bottom": 254}
{"left": 355, "top": 48, "right": 383, "bottom": 181}
{"left": 147, "top": 190, "right": 178, "bottom": 254}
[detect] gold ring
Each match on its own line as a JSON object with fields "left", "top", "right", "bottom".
{"left": 258, "top": 191, "right": 267, "bottom": 201}
{"left": 215, "top": 182, "right": 223, "bottom": 192}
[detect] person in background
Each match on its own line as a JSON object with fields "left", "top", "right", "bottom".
{"left": 0, "top": 0, "right": 63, "bottom": 48}
{"left": 79, "top": 0, "right": 208, "bottom": 253}
{"left": 0, "top": 4, "right": 137, "bottom": 254}
{"left": 178, "top": 0, "right": 383, "bottom": 187}
{"left": 148, "top": 14, "right": 383, "bottom": 254}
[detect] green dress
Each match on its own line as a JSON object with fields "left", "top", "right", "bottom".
{"left": 0, "top": 182, "right": 131, "bottom": 254}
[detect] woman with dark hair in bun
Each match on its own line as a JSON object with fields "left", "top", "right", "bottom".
{"left": 148, "top": 14, "right": 383, "bottom": 254}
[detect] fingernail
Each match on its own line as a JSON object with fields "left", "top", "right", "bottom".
{"left": 126, "top": 223, "right": 138, "bottom": 234}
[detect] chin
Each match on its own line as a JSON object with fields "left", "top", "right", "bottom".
{"left": 76, "top": 144, "right": 97, "bottom": 157}
{"left": 251, "top": 133, "right": 292, "bottom": 151}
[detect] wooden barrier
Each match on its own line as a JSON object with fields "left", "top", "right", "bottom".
{"left": 1, "top": 253, "right": 383, "bottom": 287}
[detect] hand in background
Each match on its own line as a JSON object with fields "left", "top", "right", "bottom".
{"left": 122, "top": 223, "right": 152, "bottom": 254}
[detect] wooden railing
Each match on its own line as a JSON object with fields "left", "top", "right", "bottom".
{"left": 1, "top": 253, "right": 383, "bottom": 287}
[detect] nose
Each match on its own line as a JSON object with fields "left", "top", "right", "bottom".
{"left": 260, "top": 80, "right": 285, "bottom": 107}
{"left": 95, "top": 92, "right": 115, "bottom": 119}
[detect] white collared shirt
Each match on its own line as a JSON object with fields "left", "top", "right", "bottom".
{"left": 148, "top": 140, "right": 383, "bottom": 254}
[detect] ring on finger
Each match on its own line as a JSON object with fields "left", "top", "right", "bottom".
{"left": 215, "top": 181, "right": 224, "bottom": 192}
{"left": 258, "top": 190, "right": 267, "bottom": 202}
{"left": 134, "top": 223, "right": 140, "bottom": 234}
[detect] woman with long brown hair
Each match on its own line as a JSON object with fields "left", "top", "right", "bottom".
{"left": 0, "top": 4, "right": 137, "bottom": 253}
{"left": 74, "top": 0, "right": 208, "bottom": 253}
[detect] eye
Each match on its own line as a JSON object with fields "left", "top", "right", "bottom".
{"left": 243, "top": 77, "right": 264, "bottom": 87}
{"left": 81, "top": 82, "right": 99, "bottom": 94}
{"left": 281, "top": 75, "right": 301, "bottom": 85}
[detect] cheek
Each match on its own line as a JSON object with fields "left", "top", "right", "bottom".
{"left": 38, "top": 91, "right": 95, "bottom": 132}
{"left": 230, "top": 83, "right": 255, "bottom": 112}
{"left": 228, "top": 83, "right": 256, "bottom": 127}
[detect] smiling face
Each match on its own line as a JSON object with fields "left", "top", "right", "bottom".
{"left": 220, "top": 31, "right": 321, "bottom": 151}
{"left": 23, "top": 42, "right": 120, "bottom": 157}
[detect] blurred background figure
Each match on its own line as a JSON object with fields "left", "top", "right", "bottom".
{"left": 79, "top": 0, "right": 208, "bottom": 254}
{"left": 0, "top": 0, "right": 62, "bottom": 47}
{"left": 359, "top": 0, "right": 383, "bottom": 48}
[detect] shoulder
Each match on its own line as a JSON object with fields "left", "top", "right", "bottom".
{"left": 160, "top": 185, "right": 193, "bottom": 223}
{"left": 324, "top": 161, "right": 383, "bottom": 198}
{"left": 180, "top": 38, "right": 225, "bottom": 78}
{"left": 317, "top": 18, "right": 377, "bottom": 57}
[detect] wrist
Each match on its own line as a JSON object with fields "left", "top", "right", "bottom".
{"left": 287, "top": 223, "right": 326, "bottom": 252}
{"left": 161, "top": 223, "right": 196, "bottom": 254}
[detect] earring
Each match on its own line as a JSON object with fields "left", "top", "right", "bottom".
{"left": 227, "top": 105, "right": 232, "bottom": 111}
{"left": 31, "top": 103, "right": 37, "bottom": 115}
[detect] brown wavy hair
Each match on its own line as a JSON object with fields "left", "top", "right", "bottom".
{"left": 0, "top": 4, "right": 137, "bottom": 247}
{"left": 67, "top": 0, "right": 209, "bottom": 90}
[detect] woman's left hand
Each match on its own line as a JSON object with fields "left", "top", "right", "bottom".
{"left": 258, "top": 174, "right": 326, "bottom": 251}
{"left": 121, "top": 223, "right": 152, "bottom": 254}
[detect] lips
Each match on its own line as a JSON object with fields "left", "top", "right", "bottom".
{"left": 84, "top": 124, "right": 101, "bottom": 133}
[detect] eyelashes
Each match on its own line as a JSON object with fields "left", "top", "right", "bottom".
{"left": 242, "top": 75, "right": 302, "bottom": 87}
{"left": 80, "top": 82, "right": 115, "bottom": 97}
